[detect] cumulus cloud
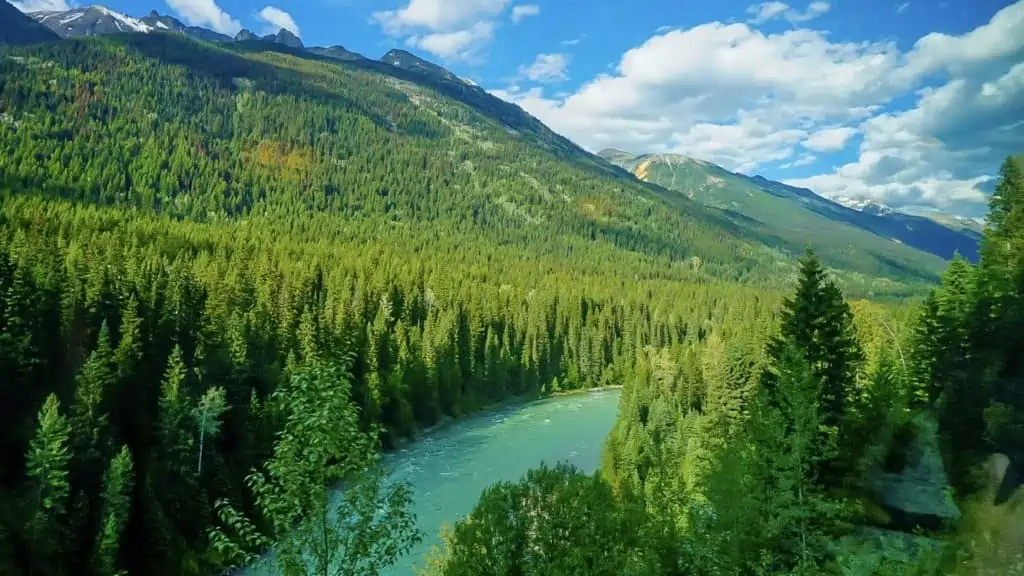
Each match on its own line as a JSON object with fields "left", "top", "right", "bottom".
{"left": 787, "top": 61, "right": 1024, "bottom": 215}
{"left": 373, "top": 0, "right": 510, "bottom": 61}
{"left": 803, "top": 126, "right": 857, "bottom": 152}
{"left": 407, "top": 21, "right": 496, "bottom": 61}
{"left": 257, "top": 6, "right": 299, "bottom": 36}
{"left": 518, "top": 53, "right": 570, "bottom": 82}
{"left": 489, "top": 0, "right": 1024, "bottom": 215}
{"left": 511, "top": 4, "right": 539, "bottom": 24}
{"left": 11, "top": 0, "right": 71, "bottom": 12}
{"left": 746, "top": 1, "right": 830, "bottom": 25}
{"left": 165, "top": 0, "right": 241, "bottom": 35}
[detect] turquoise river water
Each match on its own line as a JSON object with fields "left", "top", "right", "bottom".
{"left": 382, "top": 388, "right": 622, "bottom": 575}
{"left": 245, "top": 388, "right": 621, "bottom": 576}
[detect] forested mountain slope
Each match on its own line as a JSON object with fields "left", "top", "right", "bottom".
{"left": 0, "top": 33, "right": 941, "bottom": 291}
{"left": 600, "top": 148, "right": 980, "bottom": 263}
{"left": 0, "top": 0, "right": 58, "bottom": 45}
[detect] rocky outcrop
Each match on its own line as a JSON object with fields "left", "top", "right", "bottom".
{"left": 871, "top": 416, "right": 960, "bottom": 531}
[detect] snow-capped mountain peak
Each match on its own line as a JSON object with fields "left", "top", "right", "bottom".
{"left": 831, "top": 196, "right": 895, "bottom": 216}
{"left": 31, "top": 5, "right": 151, "bottom": 37}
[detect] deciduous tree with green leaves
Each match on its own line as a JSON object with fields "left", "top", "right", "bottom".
{"left": 209, "top": 357, "right": 420, "bottom": 576}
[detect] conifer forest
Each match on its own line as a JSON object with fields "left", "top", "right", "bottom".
{"left": 0, "top": 28, "right": 1021, "bottom": 576}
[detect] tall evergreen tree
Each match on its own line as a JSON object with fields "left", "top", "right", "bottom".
{"left": 93, "top": 445, "right": 134, "bottom": 576}
{"left": 24, "top": 394, "right": 72, "bottom": 576}
{"left": 766, "top": 249, "right": 864, "bottom": 488}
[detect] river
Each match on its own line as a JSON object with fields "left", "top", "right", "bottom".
{"left": 382, "top": 388, "right": 622, "bottom": 575}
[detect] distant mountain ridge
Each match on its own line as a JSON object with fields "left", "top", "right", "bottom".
{"left": 599, "top": 148, "right": 981, "bottom": 263}
{"left": 29, "top": 5, "right": 153, "bottom": 37}
{"left": 140, "top": 10, "right": 234, "bottom": 43}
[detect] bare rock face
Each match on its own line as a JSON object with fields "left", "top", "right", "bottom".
{"left": 871, "top": 415, "right": 960, "bottom": 531}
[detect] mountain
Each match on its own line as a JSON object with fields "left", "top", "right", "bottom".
{"left": 235, "top": 28, "right": 257, "bottom": 41}
{"left": 307, "top": 44, "right": 365, "bottom": 62}
{"left": 599, "top": 149, "right": 980, "bottom": 265}
{"left": 260, "top": 28, "right": 303, "bottom": 48}
{"left": 832, "top": 196, "right": 896, "bottom": 216}
{"left": 139, "top": 10, "right": 233, "bottom": 43}
{"left": 0, "top": 32, "right": 950, "bottom": 295}
{"left": 381, "top": 48, "right": 469, "bottom": 85}
{"left": 0, "top": 0, "right": 58, "bottom": 44}
{"left": 29, "top": 5, "right": 152, "bottom": 37}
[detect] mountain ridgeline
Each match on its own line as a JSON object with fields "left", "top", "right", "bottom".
{"left": 598, "top": 148, "right": 981, "bottom": 264}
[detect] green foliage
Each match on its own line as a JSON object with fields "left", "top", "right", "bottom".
{"left": 194, "top": 386, "right": 228, "bottom": 476}
{"left": 598, "top": 150, "right": 975, "bottom": 279}
{"left": 908, "top": 157, "right": 1024, "bottom": 487}
{"left": 209, "top": 358, "right": 420, "bottom": 576}
{"left": 93, "top": 445, "right": 134, "bottom": 576}
{"left": 767, "top": 249, "right": 865, "bottom": 488}
{"left": 432, "top": 463, "right": 678, "bottom": 576}
{"left": 25, "top": 394, "right": 72, "bottom": 576}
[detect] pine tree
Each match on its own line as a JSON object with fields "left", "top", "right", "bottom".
{"left": 93, "top": 446, "right": 134, "bottom": 576}
{"left": 70, "top": 322, "right": 115, "bottom": 474}
{"left": 740, "top": 345, "right": 850, "bottom": 573}
{"left": 158, "top": 346, "right": 193, "bottom": 464}
{"left": 25, "top": 394, "right": 72, "bottom": 576}
{"left": 113, "top": 296, "right": 142, "bottom": 380}
{"left": 766, "top": 249, "right": 863, "bottom": 488}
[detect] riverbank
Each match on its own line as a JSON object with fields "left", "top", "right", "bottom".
{"left": 381, "top": 388, "right": 623, "bottom": 575}
{"left": 386, "top": 384, "right": 622, "bottom": 454}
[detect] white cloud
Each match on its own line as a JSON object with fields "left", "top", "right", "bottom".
{"left": 374, "top": 0, "right": 508, "bottom": 33}
{"left": 489, "top": 0, "right": 1024, "bottom": 215}
{"left": 511, "top": 4, "right": 539, "bottom": 24}
{"left": 257, "top": 6, "right": 299, "bottom": 37}
{"left": 11, "top": 0, "right": 71, "bottom": 12}
{"left": 373, "top": 0, "right": 510, "bottom": 61}
{"left": 787, "top": 60, "right": 1024, "bottom": 215}
{"left": 408, "top": 21, "right": 496, "bottom": 61}
{"left": 782, "top": 153, "right": 818, "bottom": 168}
{"left": 561, "top": 35, "right": 584, "bottom": 46}
{"left": 896, "top": 2, "right": 910, "bottom": 14}
{"left": 165, "top": 0, "right": 241, "bottom": 35}
{"left": 746, "top": 1, "right": 789, "bottom": 24}
{"left": 746, "top": 1, "right": 830, "bottom": 25}
{"left": 803, "top": 126, "right": 857, "bottom": 152}
{"left": 518, "top": 53, "right": 570, "bottom": 82}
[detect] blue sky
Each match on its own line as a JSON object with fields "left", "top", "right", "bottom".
{"left": 13, "top": 0, "right": 1024, "bottom": 216}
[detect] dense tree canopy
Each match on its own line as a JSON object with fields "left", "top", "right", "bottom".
{"left": 431, "top": 157, "right": 1024, "bottom": 576}
{"left": 0, "top": 28, "right": 1018, "bottom": 576}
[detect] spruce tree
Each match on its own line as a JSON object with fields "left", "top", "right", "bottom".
{"left": 25, "top": 394, "right": 72, "bottom": 576}
{"left": 93, "top": 446, "right": 134, "bottom": 576}
{"left": 766, "top": 249, "right": 863, "bottom": 488}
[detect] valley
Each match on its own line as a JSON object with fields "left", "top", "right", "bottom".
{"left": 0, "top": 3, "right": 1021, "bottom": 576}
